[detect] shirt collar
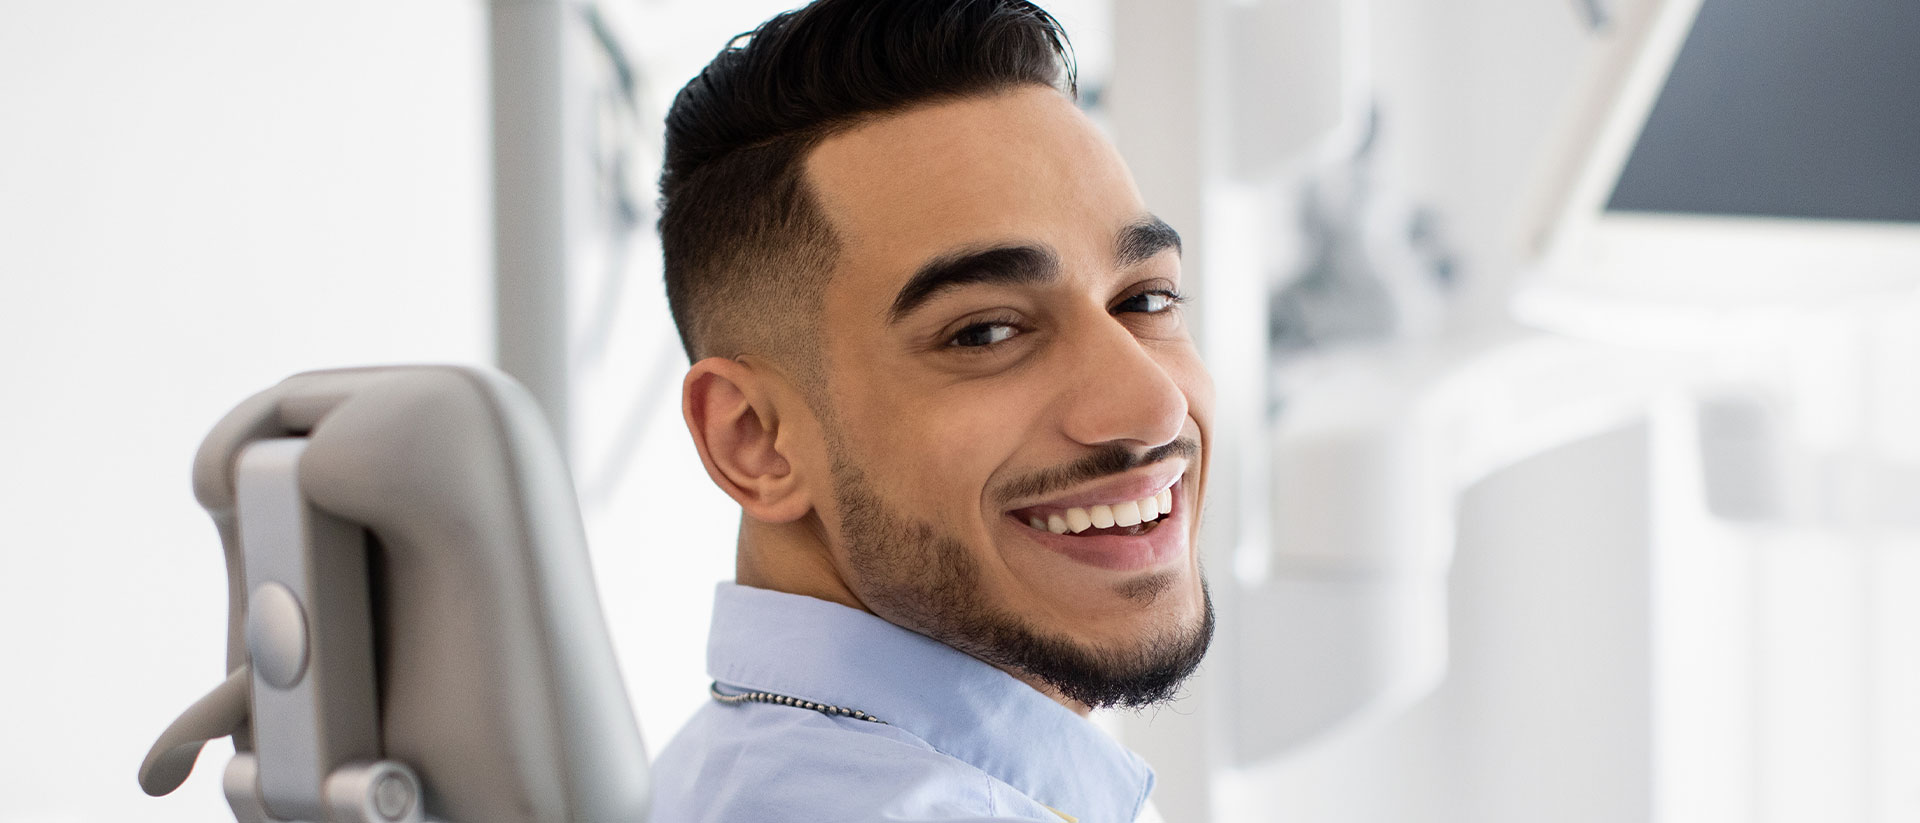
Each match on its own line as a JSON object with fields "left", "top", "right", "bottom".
{"left": 706, "top": 582, "right": 1156, "bottom": 822}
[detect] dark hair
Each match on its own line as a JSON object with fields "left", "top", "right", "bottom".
{"left": 658, "top": 0, "right": 1076, "bottom": 362}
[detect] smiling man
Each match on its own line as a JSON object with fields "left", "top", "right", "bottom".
{"left": 649, "top": 2, "right": 1213, "bottom": 821}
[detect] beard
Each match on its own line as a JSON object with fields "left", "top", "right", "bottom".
{"left": 826, "top": 446, "right": 1214, "bottom": 711}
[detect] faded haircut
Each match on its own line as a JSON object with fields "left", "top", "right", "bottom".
{"left": 658, "top": 0, "right": 1077, "bottom": 365}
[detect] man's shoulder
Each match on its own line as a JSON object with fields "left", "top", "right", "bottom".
{"left": 648, "top": 701, "right": 1065, "bottom": 823}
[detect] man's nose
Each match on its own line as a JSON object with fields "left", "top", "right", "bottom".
{"left": 1054, "top": 317, "right": 1189, "bottom": 450}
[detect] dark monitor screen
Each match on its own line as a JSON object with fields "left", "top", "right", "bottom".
{"left": 1607, "top": 0, "right": 1920, "bottom": 223}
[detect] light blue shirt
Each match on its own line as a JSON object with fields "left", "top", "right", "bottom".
{"left": 649, "top": 583, "right": 1157, "bottom": 823}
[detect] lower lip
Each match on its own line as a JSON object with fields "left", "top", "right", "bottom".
{"left": 1006, "top": 484, "right": 1188, "bottom": 573}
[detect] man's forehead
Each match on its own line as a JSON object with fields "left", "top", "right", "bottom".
{"left": 805, "top": 86, "right": 1093, "bottom": 189}
{"left": 801, "top": 86, "right": 1149, "bottom": 298}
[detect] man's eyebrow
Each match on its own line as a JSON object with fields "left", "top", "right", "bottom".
{"left": 887, "top": 244, "right": 1060, "bottom": 323}
{"left": 1116, "top": 215, "right": 1182, "bottom": 269}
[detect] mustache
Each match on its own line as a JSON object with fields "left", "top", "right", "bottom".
{"left": 995, "top": 437, "right": 1199, "bottom": 505}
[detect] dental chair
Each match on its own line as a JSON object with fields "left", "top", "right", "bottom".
{"left": 137, "top": 366, "right": 650, "bottom": 822}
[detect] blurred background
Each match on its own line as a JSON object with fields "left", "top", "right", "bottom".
{"left": 2, "top": 0, "right": 1915, "bottom": 821}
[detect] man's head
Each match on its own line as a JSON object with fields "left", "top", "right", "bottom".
{"left": 668, "top": 0, "right": 1215, "bottom": 711}
{"left": 660, "top": 0, "right": 1075, "bottom": 366}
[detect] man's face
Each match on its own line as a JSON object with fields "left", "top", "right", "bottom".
{"left": 799, "top": 86, "right": 1214, "bottom": 708}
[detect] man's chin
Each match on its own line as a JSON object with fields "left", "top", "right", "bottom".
{"left": 967, "top": 580, "right": 1215, "bottom": 711}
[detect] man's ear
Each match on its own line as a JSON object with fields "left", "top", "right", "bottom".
{"left": 681, "top": 356, "right": 815, "bottom": 523}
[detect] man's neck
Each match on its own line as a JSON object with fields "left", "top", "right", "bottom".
{"left": 734, "top": 515, "right": 868, "bottom": 612}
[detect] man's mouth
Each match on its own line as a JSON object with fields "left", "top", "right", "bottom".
{"left": 1008, "top": 482, "right": 1176, "bottom": 537}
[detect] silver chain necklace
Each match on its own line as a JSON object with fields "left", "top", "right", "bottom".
{"left": 709, "top": 681, "right": 888, "bottom": 724}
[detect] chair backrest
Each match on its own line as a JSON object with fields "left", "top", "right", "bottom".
{"left": 141, "top": 365, "right": 649, "bottom": 822}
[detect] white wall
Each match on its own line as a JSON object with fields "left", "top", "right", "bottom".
{"left": 0, "top": 3, "right": 490, "bottom": 821}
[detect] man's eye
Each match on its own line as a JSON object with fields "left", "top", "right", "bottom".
{"left": 1117, "top": 289, "right": 1185, "bottom": 314}
{"left": 948, "top": 321, "right": 1020, "bottom": 348}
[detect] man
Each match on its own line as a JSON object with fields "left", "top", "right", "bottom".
{"left": 649, "top": 1, "right": 1214, "bottom": 820}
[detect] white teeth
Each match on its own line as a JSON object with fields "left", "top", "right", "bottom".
{"left": 1090, "top": 504, "right": 1116, "bottom": 528}
{"left": 1065, "top": 507, "right": 1093, "bottom": 533}
{"left": 1036, "top": 484, "right": 1177, "bottom": 536}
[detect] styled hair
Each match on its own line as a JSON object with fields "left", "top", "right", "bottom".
{"left": 658, "top": 0, "right": 1077, "bottom": 363}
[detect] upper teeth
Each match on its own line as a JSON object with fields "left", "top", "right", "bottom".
{"left": 1026, "top": 487, "right": 1173, "bottom": 535}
